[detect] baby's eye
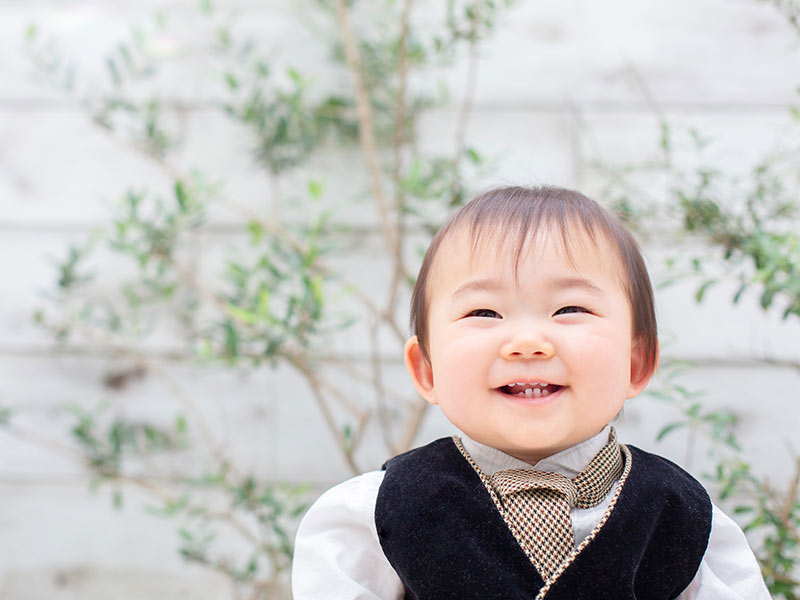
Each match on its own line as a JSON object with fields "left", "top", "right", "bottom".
{"left": 465, "top": 308, "right": 501, "bottom": 319}
{"left": 554, "top": 306, "right": 589, "bottom": 316}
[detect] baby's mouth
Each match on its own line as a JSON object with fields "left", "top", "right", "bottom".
{"left": 498, "top": 382, "right": 563, "bottom": 398}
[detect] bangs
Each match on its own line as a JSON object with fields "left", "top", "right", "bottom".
{"left": 460, "top": 187, "right": 605, "bottom": 278}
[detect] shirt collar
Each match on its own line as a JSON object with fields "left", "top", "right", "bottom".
{"left": 458, "top": 424, "right": 613, "bottom": 478}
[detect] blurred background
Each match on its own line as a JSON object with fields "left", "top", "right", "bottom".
{"left": 1, "top": 0, "right": 799, "bottom": 598}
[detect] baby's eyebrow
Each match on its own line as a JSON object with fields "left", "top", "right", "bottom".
{"left": 451, "top": 275, "right": 606, "bottom": 300}
{"left": 451, "top": 277, "right": 504, "bottom": 301}
{"left": 551, "top": 276, "right": 606, "bottom": 297}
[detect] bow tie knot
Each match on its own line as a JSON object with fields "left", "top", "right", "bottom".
{"left": 490, "top": 469, "right": 579, "bottom": 506}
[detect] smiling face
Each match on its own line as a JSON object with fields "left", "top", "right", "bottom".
{"left": 404, "top": 225, "right": 655, "bottom": 464}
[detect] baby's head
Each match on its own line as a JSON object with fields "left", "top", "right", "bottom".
{"left": 404, "top": 186, "right": 659, "bottom": 463}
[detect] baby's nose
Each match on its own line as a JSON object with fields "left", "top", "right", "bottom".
{"left": 500, "top": 331, "right": 555, "bottom": 359}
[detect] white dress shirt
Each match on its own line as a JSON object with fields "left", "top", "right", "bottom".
{"left": 292, "top": 426, "right": 770, "bottom": 599}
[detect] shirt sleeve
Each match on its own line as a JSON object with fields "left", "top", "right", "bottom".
{"left": 291, "top": 471, "right": 405, "bottom": 600}
{"left": 676, "top": 503, "right": 771, "bottom": 600}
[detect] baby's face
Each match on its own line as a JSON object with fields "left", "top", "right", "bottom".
{"left": 404, "top": 226, "right": 652, "bottom": 464}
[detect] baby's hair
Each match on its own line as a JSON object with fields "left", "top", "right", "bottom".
{"left": 410, "top": 186, "right": 658, "bottom": 371}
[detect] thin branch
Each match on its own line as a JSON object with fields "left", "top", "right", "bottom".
{"left": 146, "top": 359, "right": 237, "bottom": 475}
{"left": 1, "top": 422, "right": 82, "bottom": 459}
{"left": 309, "top": 363, "right": 368, "bottom": 420}
{"left": 319, "top": 355, "right": 409, "bottom": 404}
{"left": 397, "top": 395, "right": 429, "bottom": 453}
{"left": 7, "top": 423, "right": 261, "bottom": 554}
{"left": 585, "top": 158, "right": 668, "bottom": 206}
{"left": 365, "top": 0, "right": 417, "bottom": 458}
{"left": 762, "top": 566, "right": 800, "bottom": 587}
{"left": 779, "top": 456, "right": 800, "bottom": 539}
{"left": 267, "top": 173, "right": 283, "bottom": 222}
{"left": 392, "top": 0, "right": 413, "bottom": 203}
{"left": 454, "top": 38, "right": 479, "bottom": 166}
{"left": 285, "top": 352, "right": 362, "bottom": 474}
{"left": 333, "top": 0, "right": 400, "bottom": 261}
{"left": 385, "top": 0, "right": 414, "bottom": 324}
{"left": 46, "top": 317, "right": 234, "bottom": 476}
{"left": 292, "top": 352, "right": 368, "bottom": 420}
{"left": 118, "top": 473, "right": 289, "bottom": 594}
{"left": 369, "top": 318, "right": 396, "bottom": 455}
{"left": 0, "top": 421, "right": 270, "bottom": 573}
{"left": 758, "top": 355, "right": 800, "bottom": 375}
{"left": 767, "top": 0, "right": 800, "bottom": 34}
{"left": 345, "top": 409, "right": 372, "bottom": 466}
{"left": 153, "top": 248, "right": 377, "bottom": 429}
{"left": 624, "top": 61, "right": 667, "bottom": 123}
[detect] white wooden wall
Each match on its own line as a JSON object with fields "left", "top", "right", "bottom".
{"left": 1, "top": 0, "right": 799, "bottom": 597}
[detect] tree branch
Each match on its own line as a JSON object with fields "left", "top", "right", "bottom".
{"left": 333, "top": 0, "right": 401, "bottom": 262}
{"left": 397, "top": 395, "right": 429, "bottom": 453}
{"left": 386, "top": 0, "right": 414, "bottom": 324}
{"left": 284, "top": 352, "right": 362, "bottom": 474}
{"left": 454, "top": 39, "right": 479, "bottom": 166}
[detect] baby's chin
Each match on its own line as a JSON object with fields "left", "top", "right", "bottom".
{"left": 465, "top": 432, "right": 571, "bottom": 466}
{"left": 484, "top": 429, "right": 605, "bottom": 465}
{"left": 500, "top": 445, "right": 567, "bottom": 466}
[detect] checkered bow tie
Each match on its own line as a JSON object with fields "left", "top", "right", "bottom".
{"left": 488, "top": 429, "right": 623, "bottom": 581}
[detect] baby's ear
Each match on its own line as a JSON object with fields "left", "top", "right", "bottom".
{"left": 404, "top": 336, "right": 437, "bottom": 404}
{"left": 627, "top": 338, "right": 659, "bottom": 399}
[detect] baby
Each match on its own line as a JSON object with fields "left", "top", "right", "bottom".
{"left": 292, "top": 186, "right": 770, "bottom": 599}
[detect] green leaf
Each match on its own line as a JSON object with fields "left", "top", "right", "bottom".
{"left": 224, "top": 72, "right": 239, "bottom": 90}
{"left": 175, "top": 180, "right": 188, "bottom": 210}
{"left": 686, "top": 402, "right": 702, "bottom": 419}
{"left": 247, "top": 221, "right": 263, "bottom": 245}
{"left": 759, "top": 288, "right": 775, "bottom": 310}
{"left": 342, "top": 424, "right": 353, "bottom": 446}
{"left": 255, "top": 60, "right": 269, "bottom": 78}
{"left": 656, "top": 421, "right": 686, "bottom": 441}
{"left": 287, "top": 67, "right": 302, "bottom": 84}
{"left": 25, "top": 23, "right": 38, "bottom": 41}
{"left": 224, "top": 320, "right": 239, "bottom": 357}
{"left": 175, "top": 415, "right": 187, "bottom": 435}
{"left": 310, "top": 274, "right": 324, "bottom": 307}
{"left": 659, "top": 120, "right": 671, "bottom": 154}
{"left": 732, "top": 282, "right": 747, "bottom": 305}
{"left": 308, "top": 179, "right": 324, "bottom": 200}
{"left": 464, "top": 147, "right": 482, "bottom": 164}
{"left": 106, "top": 57, "right": 121, "bottom": 86}
{"left": 226, "top": 304, "right": 257, "bottom": 326}
{"left": 695, "top": 279, "right": 716, "bottom": 303}
{"left": 257, "top": 289, "right": 270, "bottom": 319}
{"left": 217, "top": 27, "right": 231, "bottom": 50}
{"left": 118, "top": 44, "right": 133, "bottom": 69}
{"left": 782, "top": 304, "right": 799, "bottom": 319}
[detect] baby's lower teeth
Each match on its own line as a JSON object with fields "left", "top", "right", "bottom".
{"left": 533, "top": 387, "right": 541, "bottom": 398}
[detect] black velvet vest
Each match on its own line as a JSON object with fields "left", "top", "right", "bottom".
{"left": 375, "top": 438, "right": 712, "bottom": 600}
